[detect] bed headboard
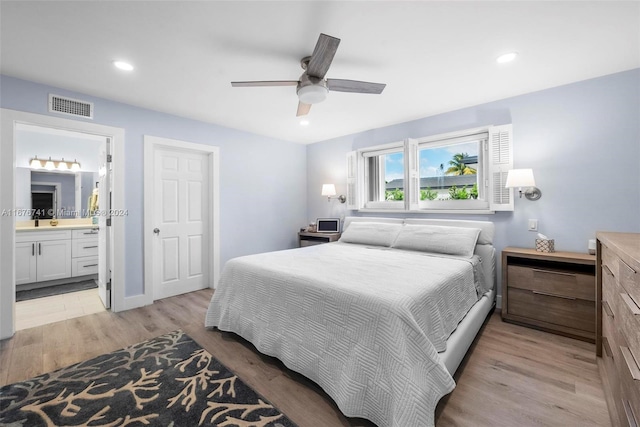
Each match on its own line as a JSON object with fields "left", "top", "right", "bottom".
{"left": 342, "top": 216, "right": 496, "bottom": 292}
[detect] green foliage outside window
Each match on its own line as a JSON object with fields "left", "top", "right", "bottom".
{"left": 421, "top": 187, "right": 438, "bottom": 201}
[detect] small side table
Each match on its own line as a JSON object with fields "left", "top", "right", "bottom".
{"left": 298, "top": 231, "right": 341, "bottom": 247}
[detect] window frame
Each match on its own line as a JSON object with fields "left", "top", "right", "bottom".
{"left": 347, "top": 125, "right": 513, "bottom": 214}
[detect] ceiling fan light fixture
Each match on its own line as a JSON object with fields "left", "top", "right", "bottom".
{"left": 496, "top": 52, "right": 518, "bottom": 64}
{"left": 297, "top": 84, "right": 328, "bottom": 104}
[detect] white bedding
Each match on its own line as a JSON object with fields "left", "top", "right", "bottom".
{"left": 205, "top": 242, "right": 482, "bottom": 427}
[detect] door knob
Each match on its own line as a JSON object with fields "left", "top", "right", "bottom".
{"left": 153, "top": 228, "right": 160, "bottom": 234}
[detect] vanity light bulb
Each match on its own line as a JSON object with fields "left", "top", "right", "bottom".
{"left": 70, "top": 160, "right": 81, "bottom": 171}
{"left": 44, "top": 157, "right": 55, "bottom": 170}
{"left": 58, "top": 158, "right": 68, "bottom": 171}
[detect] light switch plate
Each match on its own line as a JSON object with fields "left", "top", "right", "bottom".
{"left": 528, "top": 219, "right": 538, "bottom": 231}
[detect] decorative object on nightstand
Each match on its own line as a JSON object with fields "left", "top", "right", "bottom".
{"left": 501, "top": 247, "right": 596, "bottom": 342}
{"left": 321, "top": 184, "right": 346, "bottom": 203}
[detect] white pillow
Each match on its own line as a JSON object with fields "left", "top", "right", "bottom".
{"left": 339, "top": 222, "right": 403, "bottom": 247}
{"left": 392, "top": 224, "right": 481, "bottom": 258}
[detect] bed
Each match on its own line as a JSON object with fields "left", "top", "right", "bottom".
{"left": 205, "top": 217, "right": 496, "bottom": 427}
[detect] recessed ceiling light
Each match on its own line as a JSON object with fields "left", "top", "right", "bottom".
{"left": 496, "top": 52, "right": 518, "bottom": 64}
{"left": 113, "top": 60, "right": 134, "bottom": 71}
{"left": 300, "top": 120, "right": 310, "bottom": 126}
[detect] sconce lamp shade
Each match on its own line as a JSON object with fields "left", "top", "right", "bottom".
{"left": 505, "top": 168, "right": 542, "bottom": 200}
{"left": 321, "top": 184, "right": 337, "bottom": 197}
{"left": 505, "top": 168, "right": 536, "bottom": 188}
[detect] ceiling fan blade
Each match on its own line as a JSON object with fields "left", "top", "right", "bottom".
{"left": 327, "top": 79, "right": 386, "bottom": 94}
{"left": 306, "top": 34, "right": 340, "bottom": 79}
{"left": 296, "top": 102, "right": 311, "bottom": 117}
{"left": 231, "top": 80, "right": 298, "bottom": 87}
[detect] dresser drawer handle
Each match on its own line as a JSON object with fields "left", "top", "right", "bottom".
{"left": 620, "top": 346, "right": 640, "bottom": 381}
{"left": 621, "top": 293, "right": 640, "bottom": 315}
{"left": 622, "top": 399, "right": 639, "bottom": 427}
{"left": 531, "top": 269, "right": 576, "bottom": 277}
{"left": 82, "top": 264, "right": 98, "bottom": 268}
{"left": 603, "top": 265, "right": 614, "bottom": 277}
{"left": 531, "top": 290, "right": 576, "bottom": 300}
{"left": 82, "top": 245, "right": 98, "bottom": 249}
{"left": 620, "top": 259, "right": 637, "bottom": 275}
{"left": 603, "top": 336, "right": 613, "bottom": 359}
{"left": 602, "top": 300, "right": 614, "bottom": 318}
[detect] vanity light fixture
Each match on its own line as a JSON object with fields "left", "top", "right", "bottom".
{"left": 505, "top": 168, "right": 541, "bottom": 200}
{"left": 44, "top": 157, "right": 55, "bottom": 170}
{"left": 321, "top": 184, "right": 346, "bottom": 203}
{"left": 29, "top": 157, "right": 81, "bottom": 172}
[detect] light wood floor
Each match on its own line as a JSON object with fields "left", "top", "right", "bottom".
{"left": 15, "top": 288, "right": 106, "bottom": 330}
{"left": 0, "top": 289, "right": 611, "bottom": 427}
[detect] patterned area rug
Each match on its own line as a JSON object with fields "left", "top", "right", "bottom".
{"left": 0, "top": 330, "right": 298, "bottom": 427}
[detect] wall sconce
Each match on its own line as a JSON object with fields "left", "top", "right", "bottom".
{"left": 505, "top": 168, "right": 542, "bottom": 200}
{"left": 321, "top": 184, "right": 346, "bottom": 203}
{"left": 30, "top": 156, "right": 81, "bottom": 172}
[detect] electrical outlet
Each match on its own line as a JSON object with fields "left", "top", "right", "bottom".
{"left": 528, "top": 219, "right": 538, "bottom": 231}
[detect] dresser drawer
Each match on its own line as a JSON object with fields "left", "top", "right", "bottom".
{"left": 72, "top": 256, "right": 98, "bottom": 277}
{"left": 617, "top": 288, "right": 640, "bottom": 380}
{"left": 508, "top": 287, "right": 595, "bottom": 333}
{"left": 619, "top": 259, "right": 640, "bottom": 312}
{"left": 602, "top": 245, "right": 620, "bottom": 280}
{"left": 507, "top": 265, "right": 594, "bottom": 301}
{"left": 72, "top": 237, "right": 99, "bottom": 257}
{"left": 616, "top": 330, "right": 640, "bottom": 427}
{"left": 603, "top": 270, "right": 620, "bottom": 320}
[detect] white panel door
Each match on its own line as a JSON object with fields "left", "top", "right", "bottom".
{"left": 153, "top": 148, "right": 209, "bottom": 299}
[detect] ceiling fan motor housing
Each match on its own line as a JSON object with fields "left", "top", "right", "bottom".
{"left": 297, "top": 74, "right": 328, "bottom": 104}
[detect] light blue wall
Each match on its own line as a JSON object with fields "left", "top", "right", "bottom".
{"left": 1, "top": 75, "right": 308, "bottom": 297}
{"left": 307, "top": 69, "right": 640, "bottom": 297}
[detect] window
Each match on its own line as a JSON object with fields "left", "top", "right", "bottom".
{"left": 362, "top": 144, "right": 405, "bottom": 208}
{"left": 346, "top": 125, "right": 514, "bottom": 213}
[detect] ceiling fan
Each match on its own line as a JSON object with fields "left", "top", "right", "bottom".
{"left": 231, "top": 33, "right": 386, "bottom": 117}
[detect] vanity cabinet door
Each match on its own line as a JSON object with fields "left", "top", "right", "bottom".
{"left": 15, "top": 241, "right": 37, "bottom": 285}
{"left": 36, "top": 239, "right": 72, "bottom": 282}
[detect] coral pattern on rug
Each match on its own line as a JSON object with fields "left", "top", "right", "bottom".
{"left": 0, "top": 330, "right": 297, "bottom": 427}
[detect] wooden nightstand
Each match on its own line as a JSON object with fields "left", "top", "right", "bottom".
{"left": 298, "top": 231, "right": 341, "bottom": 247}
{"left": 501, "top": 247, "right": 596, "bottom": 342}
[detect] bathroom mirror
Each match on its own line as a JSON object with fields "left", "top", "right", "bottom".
{"left": 15, "top": 168, "right": 98, "bottom": 220}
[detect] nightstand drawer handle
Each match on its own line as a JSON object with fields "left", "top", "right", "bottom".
{"left": 532, "top": 290, "right": 576, "bottom": 300}
{"left": 603, "top": 336, "right": 613, "bottom": 359}
{"left": 620, "top": 346, "right": 640, "bottom": 381}
{"left": 603, "top": 265, "right": 614, "bottom": 277}
{"left": 532, "top": 269, "right": 576, "bottom": 277}
{"left": 621, "top": 293, "right": 640, "bottom": 315}
{"left": 602, "top": 300, "right": 614, "bottom": 318}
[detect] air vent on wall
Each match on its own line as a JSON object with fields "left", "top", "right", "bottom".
{"left": 48, "top": 94, "right": 93, "bottom": 119}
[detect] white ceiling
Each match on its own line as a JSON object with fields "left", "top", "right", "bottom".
{"left": 1, "top": 1, "right": 638, "bottom": 144}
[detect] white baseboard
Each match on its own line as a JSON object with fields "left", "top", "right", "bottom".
{"left": 120, "top": 293, "right": 153, "bottom": 312}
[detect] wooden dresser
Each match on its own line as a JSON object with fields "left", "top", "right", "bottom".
{"left": 501, "top": 247, "right": 596, "bottom": 342}
{"left": 597, "top": 232, "right": 640, "bottom": 427}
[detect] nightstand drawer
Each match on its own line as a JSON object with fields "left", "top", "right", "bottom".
{"left": 507, "top": 265, "right": 594, "bottom": 301}
{"left": 508, "top": 287, "right": 595, "bottom": 333}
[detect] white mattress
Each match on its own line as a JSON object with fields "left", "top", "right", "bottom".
{"left": 206, "top": 242, "right": 485, "bottom": 427}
